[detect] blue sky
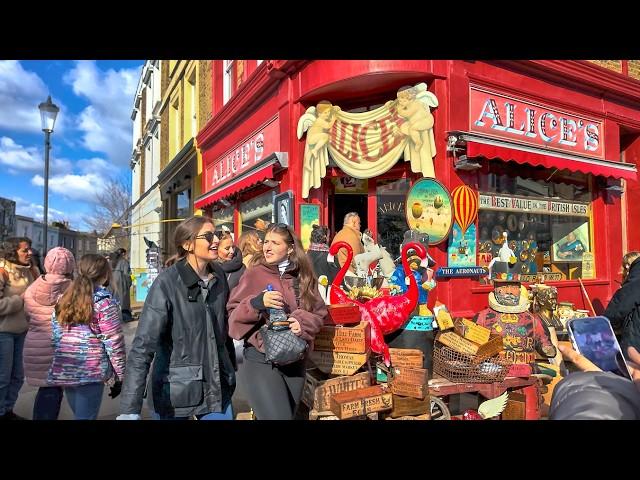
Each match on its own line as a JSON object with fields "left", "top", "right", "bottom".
{"left": 0, "top": 60, "right": 143, "bottom": 231}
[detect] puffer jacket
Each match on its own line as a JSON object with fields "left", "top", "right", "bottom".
{"left": 23, "top": 247, "right": 75, "bottom": 386}
{"left": 227, "top": 261, "right": 327, "bottom": 352}
{"left": 48, "top": 287, "right": 126, "bottom": 386}
{"left": 0, "top": 259, "right": 38, "bottom": 334}
{"left": 119, "top": 259, "right": 236, "bottom": 418}
{"left": 604, "top": 257, "right": 640, "bottom": 355}
{"left": 550, "top": 371, "right": 640, "bottom": 420}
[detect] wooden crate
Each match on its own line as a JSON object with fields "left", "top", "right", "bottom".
{"left": 389, "top": 366, "right": 429, "bottom": 399}
{"left": 313, "top": 321, "right": 371, "bottom": 354}
{"left": 436, "top": 331, "right": 504, "bottom": 362}
{"left": 309, "top": 350, "right": 369, "bottom": 376}
{"left": 301, "top": 369, "right": 371, "bottom": 412}
{"left": 326, "top": 303, "right": 361, "bottom": 325}
{"left": 388, "top": 394, "right": 431, "bottom": 418}
{"left": 389, "top": 348, "right": 424, "bottom": 368}
{"left": 330, "top": 385, "right": 393, "bottom": 419}
{"left": 386, "top": 413, "right": 431, "bottom": 420}
{"left": 502, "top": 391, "right": 526, "bottom": 420}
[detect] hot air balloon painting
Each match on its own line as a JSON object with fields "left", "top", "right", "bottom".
{"left": 451, "top": 185, "right": 478, "bottom": 236}
{"left": 405, "top": 178, "right": 452, "bottom": 245}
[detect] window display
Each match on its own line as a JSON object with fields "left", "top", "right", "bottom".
{"left": 211, "top": 205, "right": 234, "bottom": 234}
{"left": 376, "top": 178, "right": 409, "bottom": 259}
{"left": 477, "top": 165, "right": 592, "bottom": 282}
{"left": 240, "top": 191, "right": 274, "bottom": 236}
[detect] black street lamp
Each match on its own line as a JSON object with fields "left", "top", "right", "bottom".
{"left": 38, "top": 95, "right": 59, "bottom": 255}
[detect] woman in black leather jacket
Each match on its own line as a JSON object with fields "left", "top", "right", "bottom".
{"left": 118, "top": 216, "right": 236, "bottom": 420}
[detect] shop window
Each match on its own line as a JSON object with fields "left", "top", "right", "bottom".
{"left": 211, "top": 204, "right": 234, "bottom": 234}
{"left": 477, "top": 163, "right": 593, "bottom": 281}
{"left": 176, "top": 188, "right": 191, "bottom": 220}
{"left": 377, "top": 178, "right": 409, "bottom": 259}
{"left": 240, "top": 191, "right": 273, "bottom": 236}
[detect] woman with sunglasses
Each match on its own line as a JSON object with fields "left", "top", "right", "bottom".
{"left": 227, "top": 223, "right": 327, "bottom": 420}
{"left": 118, "top": 216, "right": 236, "bottom": 420}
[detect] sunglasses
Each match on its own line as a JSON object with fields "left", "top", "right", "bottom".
{"left": 195, "top": 231, "right": 220, "bottom": 244}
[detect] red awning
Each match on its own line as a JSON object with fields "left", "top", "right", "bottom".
{"left": 466, "top": 138, "right": 637, "bottom": 181}
{"left": 195, "top": 163, "right": 275, "bottom": 209}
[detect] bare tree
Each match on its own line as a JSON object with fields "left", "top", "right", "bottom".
{"left": 84, "top": 175, "right": 131, "bottom": 250}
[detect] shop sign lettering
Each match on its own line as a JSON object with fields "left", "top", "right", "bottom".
{"left": 205, "top": 117, "right": 279, "bottom": 189}
{"left": 479, "top": 193, "right": 589, "bottom": 218}
{"left": 470, "top": 86, "right": 604, "bottom": 159}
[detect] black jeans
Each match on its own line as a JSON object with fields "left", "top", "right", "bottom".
{"left": 241, "top": 346, "right": 305, "bottom": 420}
{"left": 33, "top": 386, "right": 64, "bottom": 420}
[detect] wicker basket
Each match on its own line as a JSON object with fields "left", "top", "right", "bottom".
{"left": 432, "top": 344, "right": 512, "bottom": 383}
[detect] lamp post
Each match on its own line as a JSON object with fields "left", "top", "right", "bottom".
{"left": 38, "top": 96, "right": 59, "bottom": 255}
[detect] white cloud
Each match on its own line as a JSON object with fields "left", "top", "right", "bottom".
{"left": 31, "top": 172, "right": 104, "bottom": 202}
{"left": 0, "top": 61, "right": 71, "bottom": 135}
{"left": 13, "top": 196, "right": 70, "bottom": 224}
{"left": 0, "top": 61, "right": 49, "bottom": 133}
{"left": 64, "top": 61, "right": 141, "bottom": 167}
{"left": 0, "top": 136, "right": 72, "bottom": 175}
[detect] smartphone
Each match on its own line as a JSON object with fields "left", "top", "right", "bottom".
{"left": 566, "top": 316, "right": 633, "bottom": 381}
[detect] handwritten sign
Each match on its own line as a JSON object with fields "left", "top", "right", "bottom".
{"left": 403, "top": 315, "right": 434, "bottom": 331}
{"left": 436, "top": 331, "right": 504, "bottom": 362}
{"left": 520, "top": 273, "right": 564, "bottom": 282}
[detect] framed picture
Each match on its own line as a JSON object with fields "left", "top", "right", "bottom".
{"left": 405, "top": 178, "right": 453, "bottom": 245}
{"left": 300, "top": 203, "right": 321, "bottom": 251}
{"left": 551, "top": 221, "right": 590, "bottom": 263}
{"left": 274, "top": 191, "right": 294, "bottom": 228}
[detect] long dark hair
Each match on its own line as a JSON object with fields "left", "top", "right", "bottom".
{"left": 165, "top": 215, "right": 216, "bottom": 267}
{"left": 0, "top": 237, "right": 31, "bottom": 265}
{"left": 55, "top": 254, "right": 112, "bottom": 326}
{"left": 250, "top": 223, "right": 318, "bottom": 311}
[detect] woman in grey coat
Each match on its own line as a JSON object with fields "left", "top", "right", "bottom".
{"left": 111, "top": 249, "right": 132, "bottom": 322}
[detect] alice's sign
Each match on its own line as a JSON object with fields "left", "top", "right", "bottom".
{"left": 436, "top": 266, "right": 488, "bottom": 278}
{"left": 470, "top": 86, "right": 604, "bottom": 159}
{"left": 204, "top": 117, "right": 280, "bottom": 189}
{"left": 479, "top": 193, "right": 589, "bottom": 218}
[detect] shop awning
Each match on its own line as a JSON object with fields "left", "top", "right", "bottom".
{"left": 457, "top": 132, "right": 637, "bottom": 181}
{"left": 194, "top": 153, "right": 287, "bottom": 209}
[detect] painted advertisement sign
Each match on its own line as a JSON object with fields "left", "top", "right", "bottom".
{"left": 470, "top": 86, "right": 604, "bottom": 159}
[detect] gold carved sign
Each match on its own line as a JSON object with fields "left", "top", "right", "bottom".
{"left": 297, "top": 83, "right": 439, "bottom": 198}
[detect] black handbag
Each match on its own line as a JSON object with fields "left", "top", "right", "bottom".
{"left": 260, "top": 322, "right": 308, "bottom": 366}
{"left": 259, "top": 277, "right": 308, "bottom": 366}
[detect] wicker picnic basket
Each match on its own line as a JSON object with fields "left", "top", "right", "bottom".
{"left": 432, "top": 344, "right": 512, "bottom": 383}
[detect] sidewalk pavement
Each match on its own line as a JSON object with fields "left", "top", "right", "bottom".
{"left": 14, "top": 317, "right": 251, "bottom": 420}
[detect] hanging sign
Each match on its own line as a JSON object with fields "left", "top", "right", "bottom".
{"left": 436, "top": 266, "right": 488, "bottom": 278}
{"left": 406, "top": 178, "right": 453, "bottom": 245}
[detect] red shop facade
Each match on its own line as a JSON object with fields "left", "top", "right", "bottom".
{"left": 195, "top": 60, "right": 640, "bottom": 317}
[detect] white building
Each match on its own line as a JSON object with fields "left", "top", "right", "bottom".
{"left": 14, "top": 215, "right": 57, "bottom": 253}
{"left": 130, "top": 60, "right": 162, "bottom": 273}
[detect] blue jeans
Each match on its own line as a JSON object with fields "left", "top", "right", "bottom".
{"left": 0, "top": 332, "right": 26, "bottom": 416}
{"left": 33, "top": 386, "right": 64, "bottom": 420}
{"left": 64, "top": 383, "right": 104, "bottom": 420}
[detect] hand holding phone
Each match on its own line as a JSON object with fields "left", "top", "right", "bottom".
{"left": 567, "top": 316, "right": 633, "bottom": 381}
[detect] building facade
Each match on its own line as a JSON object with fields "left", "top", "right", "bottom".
{"left": 0, "top": 197, "right": 16, "bottom": 243}
{"left": 155, "top": 60, "right": 212, "bottom": 259}
{"left": 195, "top": 60, "right": 640, "bottom": 317}
{"left": 130, "top": 60, "right": 163, "bottom": 273}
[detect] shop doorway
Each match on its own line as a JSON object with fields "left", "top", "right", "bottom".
{"left": 330, "top": 194, "right": 368, "bottom": 239}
